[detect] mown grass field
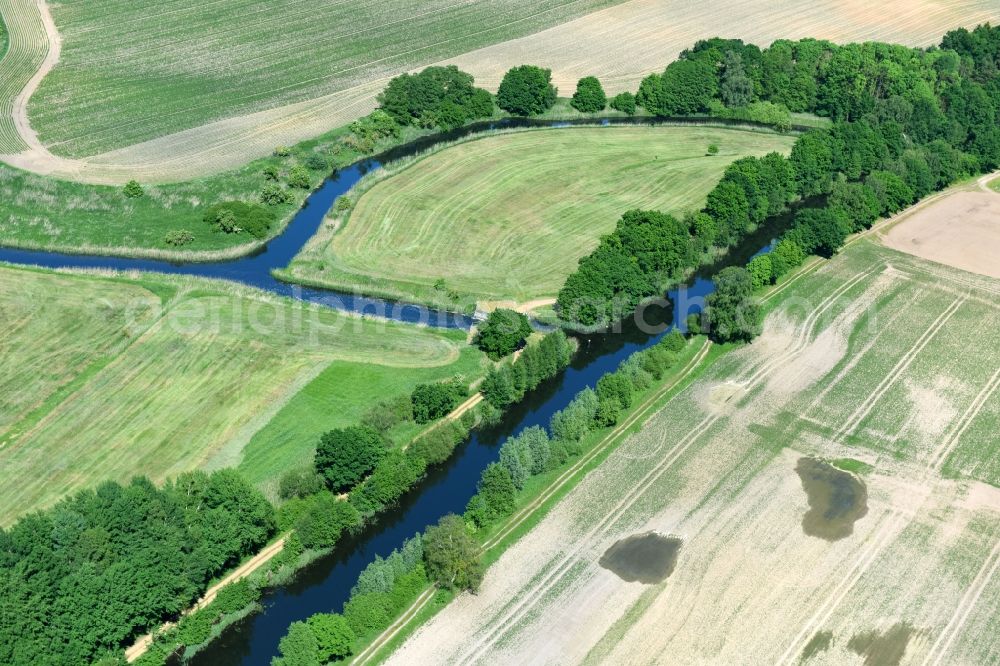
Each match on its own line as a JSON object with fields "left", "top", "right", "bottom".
{"left": 388, "top": 239, "right": 1000, "bottom": 665}
{"left": 285, "top": 126, "right": 796, "bottom": 310}
{"left": 26, "top": 0, "right": 621, "bottom": 157}
{"left": 0, "top": 264, "right": 481, "bottom": 525}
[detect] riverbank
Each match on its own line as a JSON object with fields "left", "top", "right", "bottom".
{"left": 350, "top": 337, "right": 719, "bottom": 664}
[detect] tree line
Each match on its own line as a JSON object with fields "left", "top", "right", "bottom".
{"left": 272, "top": 330, "right": 690, "bottom": 665}
{"left": 557, "top": 25, "right": 1000, "bottom": 335}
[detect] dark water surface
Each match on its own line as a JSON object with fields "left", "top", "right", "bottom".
{"left": 599, "top": 532, "right": 682, "bottom": 584}
{"left": 796, "top": 457, "right": 869, "bottom": 541}
{"left": 0, "top": 119, "right": 792, "bottom": 665}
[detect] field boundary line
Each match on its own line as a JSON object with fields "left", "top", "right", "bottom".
{"left": 920, "top": 539, "right": 1000, "bottom": 666}
{"left": 832, "top": 296, "right": 965, "bottom": 442}
{"left": 350, "top": 586, "right": 437, "bottom": 666}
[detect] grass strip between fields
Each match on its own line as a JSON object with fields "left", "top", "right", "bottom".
{"left": 352, "top": 336, "right": 724, "bottom": 664}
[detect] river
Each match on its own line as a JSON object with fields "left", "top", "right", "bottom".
{"left": 0, "top": 118, "right": 788, "bottom": 665}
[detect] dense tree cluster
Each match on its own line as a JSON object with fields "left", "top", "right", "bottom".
{"left": 560, "top": 26, "right": 1000, "bottom": 330}
{"left": 0, "top": 471, "right": 275, "bottom": 665}
{"left": 497, "top": 65, "right": 557, "bottom": 116}
{"left": 474, "top": 308, "right": 533, "bottom": 360}
{"left": 377, "top": 66, "right": 494, "bottom": 130}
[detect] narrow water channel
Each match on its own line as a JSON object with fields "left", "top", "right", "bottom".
{"left": 0, "top": 119, "right": 792, "bottom": 664}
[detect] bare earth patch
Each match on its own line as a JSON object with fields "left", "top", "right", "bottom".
{"left": 882, "top": 191, "right": 1000, "bottom": 279}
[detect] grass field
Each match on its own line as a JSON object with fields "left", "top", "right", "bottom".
{"left": 387, "top": 238, "right": 1000, "bottom": 665}
{"left": 283, "top": 126, "right": 796, "bottom": 310}
{"left": 0, "top": 263, "right": 481, "bottom": 525}
{"left": 25, "top": 0, "right": 621, "bottom": 157}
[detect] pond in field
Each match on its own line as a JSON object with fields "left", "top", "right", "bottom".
{"left": 0, "top": 118, "right": 801, "bottom": 665}
{"left": 796, "top": 457, "right": 869, "bottom": 541}
{"left": 599, "top": 532, "right": 682, "bottom": 584}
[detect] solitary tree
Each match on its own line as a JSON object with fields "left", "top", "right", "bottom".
{"left": 497, "top": 65, "right": 557, "bottom": 116}
{"left": 609, "top": 91, "right": 637, "bottom": 115}
{"left": 570, "top": 76, "right": 607, "bottom": 113}
{"left": 314, "top": 426, "right": 387, "bottom": 492}
{"left": 423, "top": 514, "right": 483, "bottom": 591}
{"left": 475, "top": 308, "right": 532, "bottom": 360}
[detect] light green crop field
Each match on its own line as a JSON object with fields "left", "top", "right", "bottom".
{"left": 284, "top": 126, "right": 796, "bottom": 310}
{"left": 0, "top": 264, "right": 480, "bottom": 525}
{"left": 27, "top": 0, "right": 620, "bottom": 157}
{"left": 388, "top": 239, "right": 1000, "bottom": 665}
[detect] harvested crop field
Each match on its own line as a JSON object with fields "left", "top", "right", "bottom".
{"left": 0, "top": 265, "right": 477, "bottom": 525}
{"left": 881, "top": 189, "right": 1000, "bottom": 279}
{"left": 386, "top": 240, "right": 1000, "bottom": 665}
{"left": 284, "top": 126, "right": 795, "bottom": 310}
{"left": 4, "top": 0, "right": 999, "bottom": 182}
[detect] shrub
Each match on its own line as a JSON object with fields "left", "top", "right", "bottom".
{"left": 122, "top": 180, "right": 144, "bottom": 198}
{"left": 497, "top": 65, "right": 557, "bottom": 116}
{"left": 163, "top": 229, "right": 194, "bottom": 246}
{"left": 408, "top": 419, "right": 470, "bottom": 466}
{"left": 746, "top": 254, "right": 774, "bottom": 290}
{"left": 278, "top": 466, "right": 326, "bottom": 500}
{"left": 203, "top": 200, "right": 276, "bottom": 238}
{"left": 609, "top": 91, "right": 637, "bottom": 115}
{"left": 260, "top": 183, "right": 292, "bottom": 206}
{"left": 287, "top": 165, "right": 312, "bottom": 189}
{"left": 570, "top": 76, "right": 607, "bottom": 113}
{"left": 272, "top": 621, "right": 318, "bottom": 666}
{"left": 314, "top": 426, "right": 388, "bottom": 492}
{"left": 305, "top": 152, "right": 329, "bottom": 171}
{"left": 361, "top": 394, "right": 413, "bottom": 432}
{"left": 294, "top": 492, "right": 361, "bottom": 549}
{"left": 263, "top": 165, "right": 280, "bottom": 181}
{"left": 349, "top": 451, "right": 427, "bottom": 516}
{"left": 273, "top": 145, "right": 291, "bottom": 156}
{"left": 707, "top": 143, "right": 720, "bottom": 155}
{"left": 335, "top": 196, "right": 352, "bottom": 212}
{"left": 349, "top": 110, "right": 400, "bottom": 152}
{"left": 475, "top": 308, "right": 532, "bottom": 360}
{"left": 550, "top": 387, "right": 598, "bottom": 442}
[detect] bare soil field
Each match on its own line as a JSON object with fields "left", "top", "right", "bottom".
{"left": 386, "top": 240, "right": 1000, "bottom": 665}
{"left": 2, "top": 0, "right": 998, "bottom": 182}
{"left": 881, "top": 190, "right": 1000, "bottom": 279}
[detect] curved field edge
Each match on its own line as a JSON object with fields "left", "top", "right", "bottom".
{"left": 0, "top": 262, "right": 480, "bottom": 525}
{"left": 282, "top": 124, "right": 797, "bottom": 311}
{"left": 0, "top": 0, "right": 48, "bottom": 153}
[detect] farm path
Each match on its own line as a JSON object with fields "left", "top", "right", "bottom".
{"left": 124, "top": 535, "right": 289, "bottom": 662}
{"left": 3, "top": 0, "right": 1000, "bottom": 183}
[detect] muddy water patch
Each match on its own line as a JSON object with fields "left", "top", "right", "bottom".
{"left": 847, "top": 622, "right": 916, "bottom": 666}
{"left": 599, "top": 532, "right": 681, "bottom": 584}
{"left": 796, "top": 457, "right": 868, "bottom": 541}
